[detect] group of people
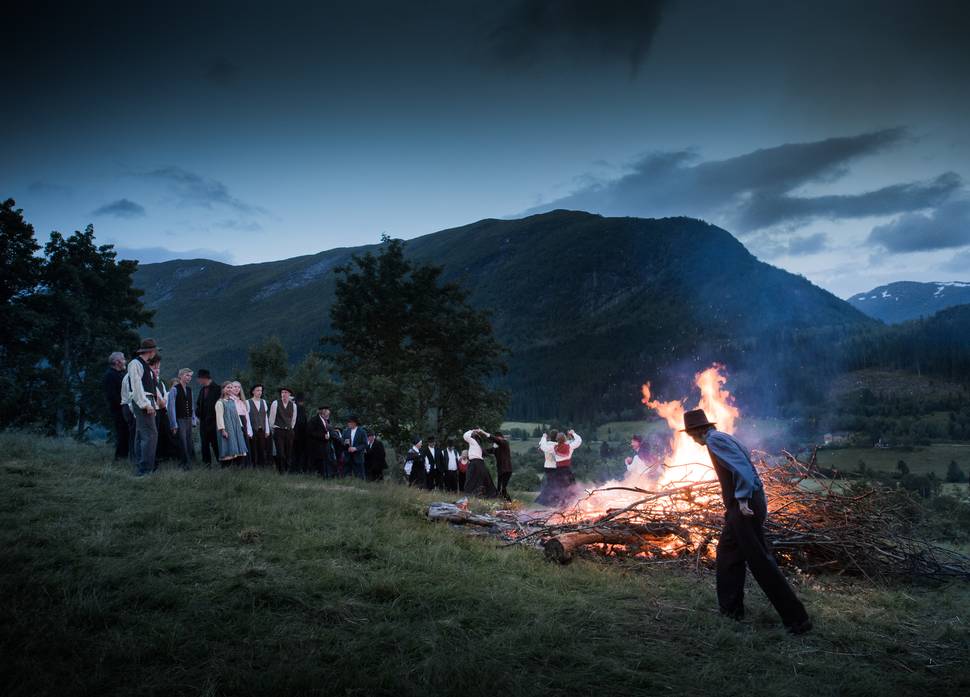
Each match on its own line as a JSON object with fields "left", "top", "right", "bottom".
{"left": 403, "top": 428, "right": 514, "bottom": 500}
{"left": 103, "top": 339, "right": 387, "bottom": 479}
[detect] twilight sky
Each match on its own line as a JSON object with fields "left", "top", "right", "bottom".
{"left": 3, "top": 0, "right": 969, "bottom": 297}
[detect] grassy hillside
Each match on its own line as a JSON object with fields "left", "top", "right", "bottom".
{"left": 133, "top": 211, "right": 874, "bottom": 421}
{"left": 2, "top": 433, "right": 968, "bottom": 696}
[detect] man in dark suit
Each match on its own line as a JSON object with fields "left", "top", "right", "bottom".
{"left": 365, "top": 433, "right": 387, "bottom": 481}
{"left": 103, "top": 351, "right": 128, "bottom": 460}
{"left": 306, "top": 405, "right": 335, "bottom": 477}
{"left": 439, "top": 437, "right": 461, "bottom": 492}
{"left": 421, "top": 435, "right": 439, "bottom": 490}
{"left": 341, "top": 416, "right": 368, "bottom": 479}
{"left": 195, "top": 369, "right": 221, "bottom": 467}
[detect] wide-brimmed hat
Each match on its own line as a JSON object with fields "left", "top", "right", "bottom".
{"left": 135, "top": 338, "right": 160, "bottom": 354}
{"left": 681, "top": 409, "right": 716, "bottom": 432}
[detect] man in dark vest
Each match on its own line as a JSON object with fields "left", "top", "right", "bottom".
{"left": 438, "top": 437, "right": 461, "bottom": 492}
{"left": 489, "top": 432, "right": 514, "bottom": 502}
{"left": 126, "top": 338, "right": 164, "bottom": 476}
{"left": 247, "top": 385, "right": 270, "bottom": 468}
{"left": 269, "top": 387, "right": 297, "bottom": 474}
{"left": 683, "top": 409, "right": 812, "bottom": 634}
{"left": 166, "top": 368, "right": 196, "bottom": 469}
{"left": 195, "top": 369, "right": 221, "bottom": 467}
{"left": 421, "top": 435, "right": 439, "bottom": 490}
{"left": 103, "top": 351, "right": 128, "bottom": 460}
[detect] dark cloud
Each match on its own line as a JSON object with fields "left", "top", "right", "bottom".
{"left": 144, "top": 166, "right": 265, "bottom": 215}
{"left": 27, "top": 180, "right": 72, "bottom": 196}
{"left": 204, "top": 58, "right": 240, "bottom": 86}
{"left": 867, "top": 198, "right": 970, "bottom": 253}
{"left": 737, "top": 173, "right": 962, "bottom": 231}
{"left": 489, "top": 0, "right": 666, "bottom": 75}
{"left": 786, "top": 233, "right": 829, "bottom": 256}
{"left": 92, "top": 198, "right": 146, "bottom": 218}
{"left": 527, "top": 129, "right": 962, "bottom": 233}
{"left": 112, "top": 245, "right": 233, "bottom": 264}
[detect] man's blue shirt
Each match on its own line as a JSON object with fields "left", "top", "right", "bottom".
{"left": 705, "top": 429, "right": 763, "bottom": 501}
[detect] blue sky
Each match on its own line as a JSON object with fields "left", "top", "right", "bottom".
{"left": 3, "top": 0, "right": 969, "bottom": 297}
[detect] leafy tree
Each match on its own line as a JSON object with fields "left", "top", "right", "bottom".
{"left": 244, "top": 336, "right": 289, "bottom": 392}
{"left": 0, "top": 200, "right": 45, "bottom": 423}
{"left": 326, "top": 236, "right": 508, "bottom": 449}
{"left": 29, "top": 225, "right": 152, "bottom": 435}
{"left": 946, "top": 460, "right": 966, "bottom": 483}
{"left": 289, "top": 351, "right": 340, "bottom": 414}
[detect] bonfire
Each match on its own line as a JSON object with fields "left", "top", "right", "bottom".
{"left": 429, "top": 365, "right": 970, "bottom": 583}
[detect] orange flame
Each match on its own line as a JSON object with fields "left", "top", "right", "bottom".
{"left": 642, "top": 364, "right": 739, "bottom": 488}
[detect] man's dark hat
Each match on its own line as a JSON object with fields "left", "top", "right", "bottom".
{"left": 426, "top": 435, "right": 436, "bottom": 442}
{"left": 279, "top": 386, "right": 292, "bottom": 394}
{"left": 681, "top": 409, "right": 716, "bottom": 432}
{"left": 197, "top": 368, "right": 212, "bottom": 379}
{"left": 347, "top": 415, "right": 360, "bottom": 424}
{"left": 135, "top": 338, "right": 160, "bottom": 354}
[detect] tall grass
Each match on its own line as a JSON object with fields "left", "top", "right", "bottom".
{"left": 1, "top": 432, "right": 967, "bottom": 696}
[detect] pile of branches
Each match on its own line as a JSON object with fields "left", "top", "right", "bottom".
{"left": 505, "top": 453, "right": 970, "bottom": 584}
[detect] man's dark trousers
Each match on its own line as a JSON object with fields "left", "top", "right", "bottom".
{"left": 175, "top": 417, "right": 195, "bottom": 469}
{"left": 497, "top": 471, "right": 512, "bottom": 500}
{"left": 111, "top": 408, "right": 129, "bottom": 460}
{"left": 122, "top": 404, "right": 137, "bottom": 462}
{"left": 133, "top": 408, "right": 158, "bottom": 476}
{"left": 200, "top": 426, "right": 219, "bottom": 467}
{"left": 716, "top": 490, "right": 809, "bottom": 627}
{"left": 274, "top": 428, "right": 294, "bottom": 474}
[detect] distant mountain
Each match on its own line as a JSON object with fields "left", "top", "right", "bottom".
{"left": 848, "top": 281, "right": 970, "bottom": 324}
{"left": 134, "top": 211, "right": 875, "bottom": 420}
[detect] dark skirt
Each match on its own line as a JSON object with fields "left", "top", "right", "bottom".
{"left": 463, "top": 458, "right": 497, "bottom": 498}
{"left": 535, "top": 467, "right": 576, "bottom": 508}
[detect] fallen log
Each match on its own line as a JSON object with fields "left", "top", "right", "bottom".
{"left": 427, "top": 502, "right": 503, "bottom": 527}
{"left": 543, "top": 522, "right": 693, "bottom": 564}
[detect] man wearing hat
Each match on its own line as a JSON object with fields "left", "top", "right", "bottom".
{"left": 342, "top": 416, "right": 368, "bottom": 480}
{"left": 195, "top": 369, "right": 222, "bottom": 467}
{"left": 126, "top": 338, "right": 165, "bottom": 476}
{"left": 269, "top": 388, "right": 297, "bottom": 474}
{"left": 683, "top": 408, "right": 812, "bottom": 634}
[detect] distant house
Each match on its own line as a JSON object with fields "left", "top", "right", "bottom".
{"left": 823, "top": 431, "right": 851, "bottom": 445}
{"left": 875, "top": 438, "right": 892, "bottom": 449}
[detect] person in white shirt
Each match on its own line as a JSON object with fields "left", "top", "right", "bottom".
{"left": 536, "top": 429, "right": 582, "bottom": 507}
{"left": 625, "top": 434, "right": 662, "bottom": 489}
{"left": 126, "top": 338, "right": 165, "bottom": 476}
{"left": 462, "top": 428, "right": 498, "bottom": 498}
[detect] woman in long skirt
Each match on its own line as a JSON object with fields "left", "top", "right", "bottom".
{"left": 462, "top": 428, "right": 498, "bottom": 498}
{"left": 215, "top": 383, "right": 248, "bottom": 465}
{"left": 536, "top": 429, "right": 582, "bottom": 508}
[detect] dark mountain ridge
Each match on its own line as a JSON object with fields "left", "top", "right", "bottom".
{"left": 135, "top": 210, "right": 875, "bottom": 420}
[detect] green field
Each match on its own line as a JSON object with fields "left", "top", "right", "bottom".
{"left": 1, "top": 432, "right": 968, "bottom": 696}
{"left": 816, "top": 443, "right": 970, "bottom": 477}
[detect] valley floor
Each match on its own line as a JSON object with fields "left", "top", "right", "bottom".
{"left": 1, "top": 432, "right": 968, "bottom": 697}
